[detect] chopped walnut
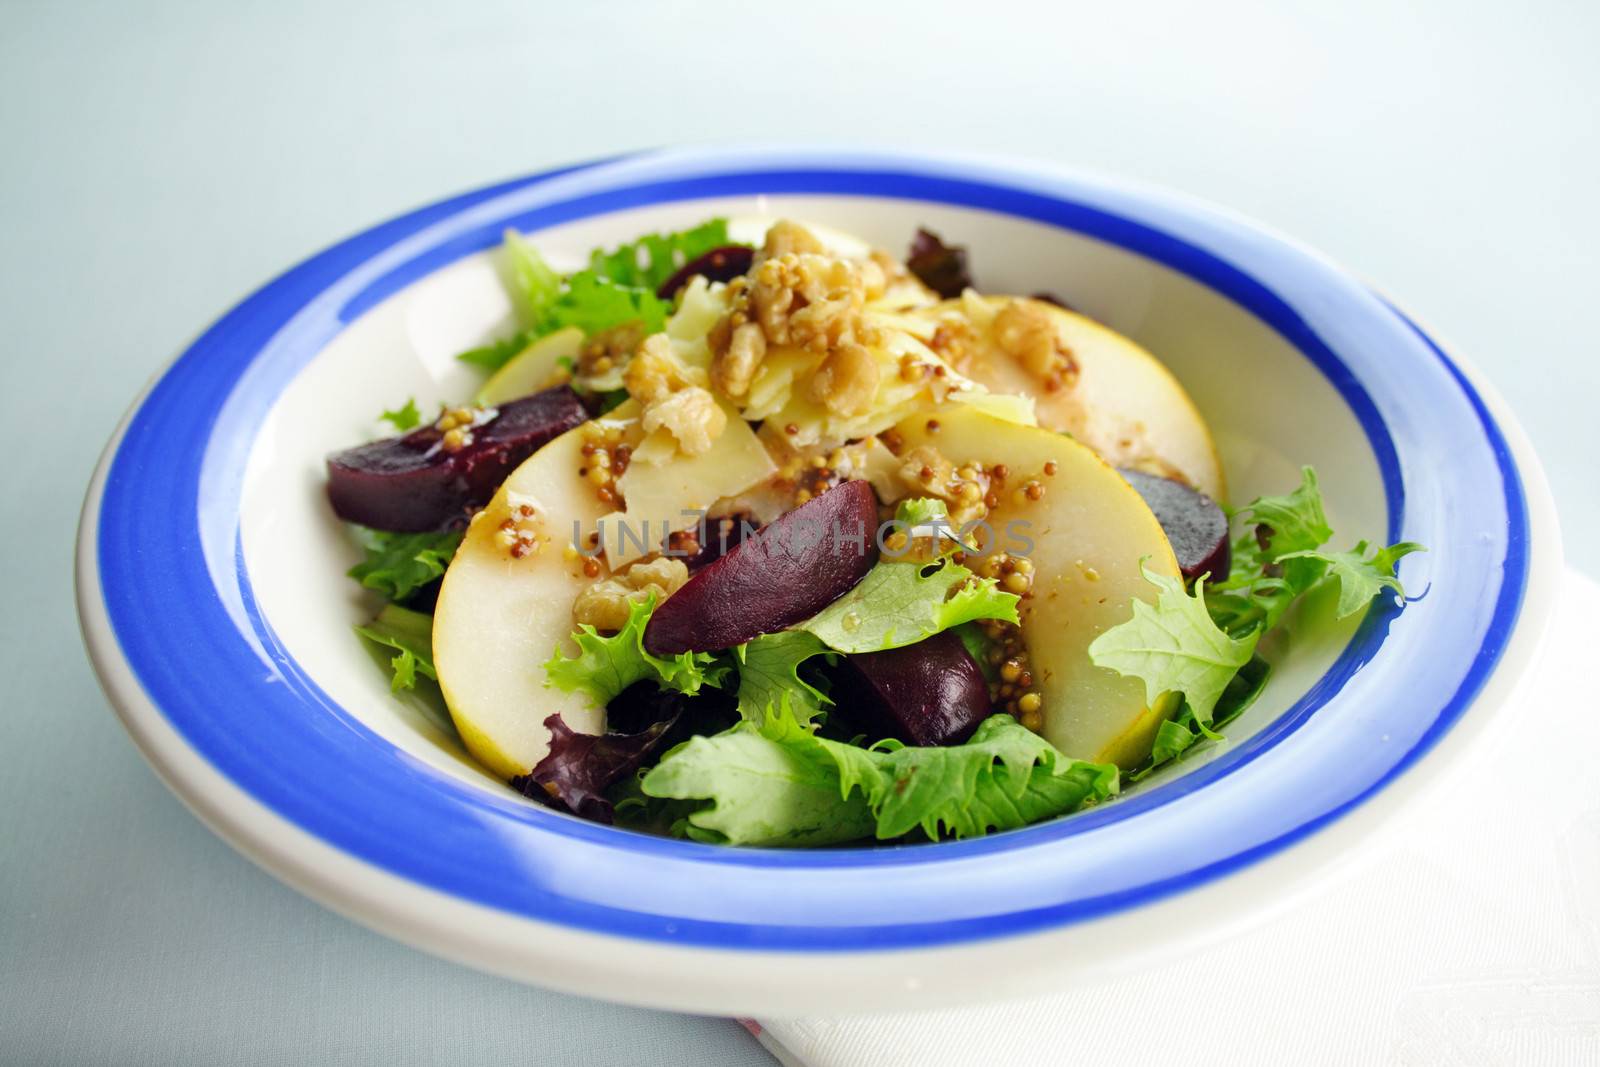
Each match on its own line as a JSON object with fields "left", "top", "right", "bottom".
{"left": 623, "top": 334, "right": 680, "bottom": 404}
{"left": 992, "top": 299, "right": 1078, "bottom": 387}
{"left": 759, "top": 219, "right": 826, "bottom": 261}
{"left": 571, "top": 556, "right": 690, "bottom": 633}
{"left": 750, "top": 253, "right": 872, "bottom": 351}
{"left": 711, "top": 321, "right": 765, "bottom": 399}
{"left": 640, "top": 385, "right": 726, "bottom": 456}
{"left": 708, "top": 248, "right": 882, "bottom": 411}
{"left": 807, "top": 342, "right": 879, "bottom": 416}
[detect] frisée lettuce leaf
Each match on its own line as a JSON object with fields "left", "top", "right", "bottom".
{"left": 1086, "top": 566, "right": 1260, "bottom": 727}
{"left": 800, "top": 558, "right": 1019, "bottom": 654}
{"left": 586, "top": 218, "right": 733, "bottom": 291}
{"left": 378, "top": 397, "right": 421, "bottom": 432}
{"left": 732, "top": 630, "right": 833, "bottom": 727}
{"left": 461, "top": 224, "right": 729, "bottom": 372}
{"left": 347, "top": 527, "right": 463, "bottom": 604}
{"left": 641, "top": 714, "right": 1117, "bottom": 846}
{"left": 354, "top": 603, "right": 437, "bottom": 691}
{"left": 543, "top": 594, "right": 728, "bottom": 706}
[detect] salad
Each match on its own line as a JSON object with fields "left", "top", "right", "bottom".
{"left": 331, "top": 217, "right": 1421, "bottom": 847}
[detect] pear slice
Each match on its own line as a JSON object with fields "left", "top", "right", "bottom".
{"left": 475, "top": 327, "right": 583, "bottom": 406}
{"left": 920, "top": 295, "right": 1225, "bottom": 500}
{"left": 433, "top": 422, "right": 610, "bottom": 778}
{"left": 894, "top": 407, "right": 1182, "bottom": 767}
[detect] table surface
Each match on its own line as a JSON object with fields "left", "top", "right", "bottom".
{"left": 3, "top": 2, "right": 1594, "bottom": 1063}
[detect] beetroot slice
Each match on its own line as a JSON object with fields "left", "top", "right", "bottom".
{"left": 655, "top": 245, "right": 755, "bottom": 299}
{"left": 642, "top": 480, "right": 880, "bottom": 655}
{"left": 830, "top": 630, "right": 993, "bottom": 747}
{"left": 1119, "top": 468, "right": 1231, "bottom": 583}
{"left": 327, "top": 386, "right": 587, "bottom": 532}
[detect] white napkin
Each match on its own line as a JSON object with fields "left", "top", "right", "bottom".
{"left": 749, "top": 572, "right": 1600, "bottom": 1066}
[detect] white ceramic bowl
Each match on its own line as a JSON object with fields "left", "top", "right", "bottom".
{"left": 77, "top": 146, "right": 1560, "bottom": 1015}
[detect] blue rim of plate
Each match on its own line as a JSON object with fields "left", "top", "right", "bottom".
{"left": 93, "top": 148, "right": 1528, "bottom": 951}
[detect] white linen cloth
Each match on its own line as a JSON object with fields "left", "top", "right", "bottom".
{"left": 750, "top": 573, "right": 1600, "bottom": 1066}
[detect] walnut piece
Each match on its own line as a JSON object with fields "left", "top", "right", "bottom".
{"left": 750, "top": 253, "right": 870, "bottom": 351}
{"left": 640, "top": 386, "right": 726, "bottom": 456}
{"left": 711, "top": 321, "right": 765, "bottom": 400}
{"left": 759, "top": 219, "right": 826, "bottom": 260}
{"left": 807, "top": 342, "right": 879, "bottom": 416}
{"left": 992, "top": 299, "right": 1077, "bottom": 386}
{"left": 623, "top": 334, "right": 679, "bottom": 404}
{"left": 571, "top": 556, "right": 690, "bottom": 633}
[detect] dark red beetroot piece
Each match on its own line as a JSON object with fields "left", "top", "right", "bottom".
{"left": 642, "top": 480, "right": 880, "bottom": 655}
{"left": 327, "top": 386, "right": 587, "bottom": 532}
{"left": 830, "top": 630, "right": 993, "bottom": 747}
{"left": 655, "top": 245, "right": 756, "bottom": 299}
{"left": 906, "top": 228, "right": 974, "bottom": 299}
{"left": 1119, "top": 468, "right": 1230, "bottom": 583}
{"left": 681, "top": 513, "right": 758, "bottom": 572}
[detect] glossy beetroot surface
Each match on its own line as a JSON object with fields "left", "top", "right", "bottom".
{"left": 654, "top": 245, "right": 756, "bottom": 299}
{"left": 1120, "top": 468, "right": 1230, "bottom": 583}
{"left": 642, "top": 480, "right": 880, "bottom": 655}
{"left": 327, "top": 386, "right": 587, "bottom": 532}
{"left": 831, "top": 630, "right": 993, "bottom": 747}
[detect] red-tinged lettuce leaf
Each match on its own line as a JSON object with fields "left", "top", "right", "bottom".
{"left": 907, "top": 228, "right": 974, "bottom": 299}
{"left": 512, "top": 712, "right": 680, "bottom": 824}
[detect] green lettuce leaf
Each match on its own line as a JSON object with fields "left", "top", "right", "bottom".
{"left": 544, "top": 269, "right": 668, "bottom": 338}
{"left": 347, "top": 527, "right": 463, "bottom": 603}
{"left": 1086, "top": 565, "right": 1260, "bottom": 726}
{"left": 456, "top": 331, "right": 538, "bottom": 373}
{"left": 1130, "top": 653, "right": 1272, "bottom": 781}
{"left": 543, "top": 594, "right": 727, "bottom": 706}
{"left": 587, "top": 218, "right": 732, "bottom": 291}
{"left": 1227, "top": 466, "right": 1333, "bottom": 573}
{"left": 503, "top": 228, "right": 563, "bottom": 326}
{"left": 800, "top": 559, "right": 1019, "bottom": 653}
{"left": 639, "top": 723, "right": 878, "bottom": 846}
{"left": 1105, "top": 468, "right": 1422, "bottom": 780}
{"left": 1204, "top": 564, "right": 1321, "bottom": 638}
{"left": 892, "top": 496, "right": 977, "bottom": 553}
{"left": 354, "top": 604, "right": 436, "bottom": 691}
{"left": 733, "top": 630, "right": 832, "bottom": 726}
{"left": 1280, "top": 540, "right": 1426, "bottom": 619}
{"left": 642, "top": 715, "right": 1117, "bottom": 846}
{"left": 379, "top": 397, "right": 421, "bottom": 433}
{"left": 457, "top": 231, "right": 671, "bottom": 372}
{"left": 1209, "top": 468, "right": 1417, "bottom": 636}
{"left": 894, "top": 496, "right": 950, "bottom": 529}
{"left": 828, "top": 715, "right": 1120, "bottom": 840}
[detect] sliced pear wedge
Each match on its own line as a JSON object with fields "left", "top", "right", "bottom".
{"left": 433, "top": 422, "right": 610, "bottom": 778}
{"left": 894, "top": 407, "right": 1182, "bottom": 767}
{"left": 918, "top": 295, "right": 1224, "bottom": 500}
{"left": 475, "top": 327, "right": 584, "bottom": 407}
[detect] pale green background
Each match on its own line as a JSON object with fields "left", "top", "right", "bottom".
{"left": 2, "top": 1, "right": 1594, "bottom": 1063}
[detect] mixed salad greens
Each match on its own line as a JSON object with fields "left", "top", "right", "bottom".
{"left": 334, "top": 217, "right": 1422, "bottom": 847}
